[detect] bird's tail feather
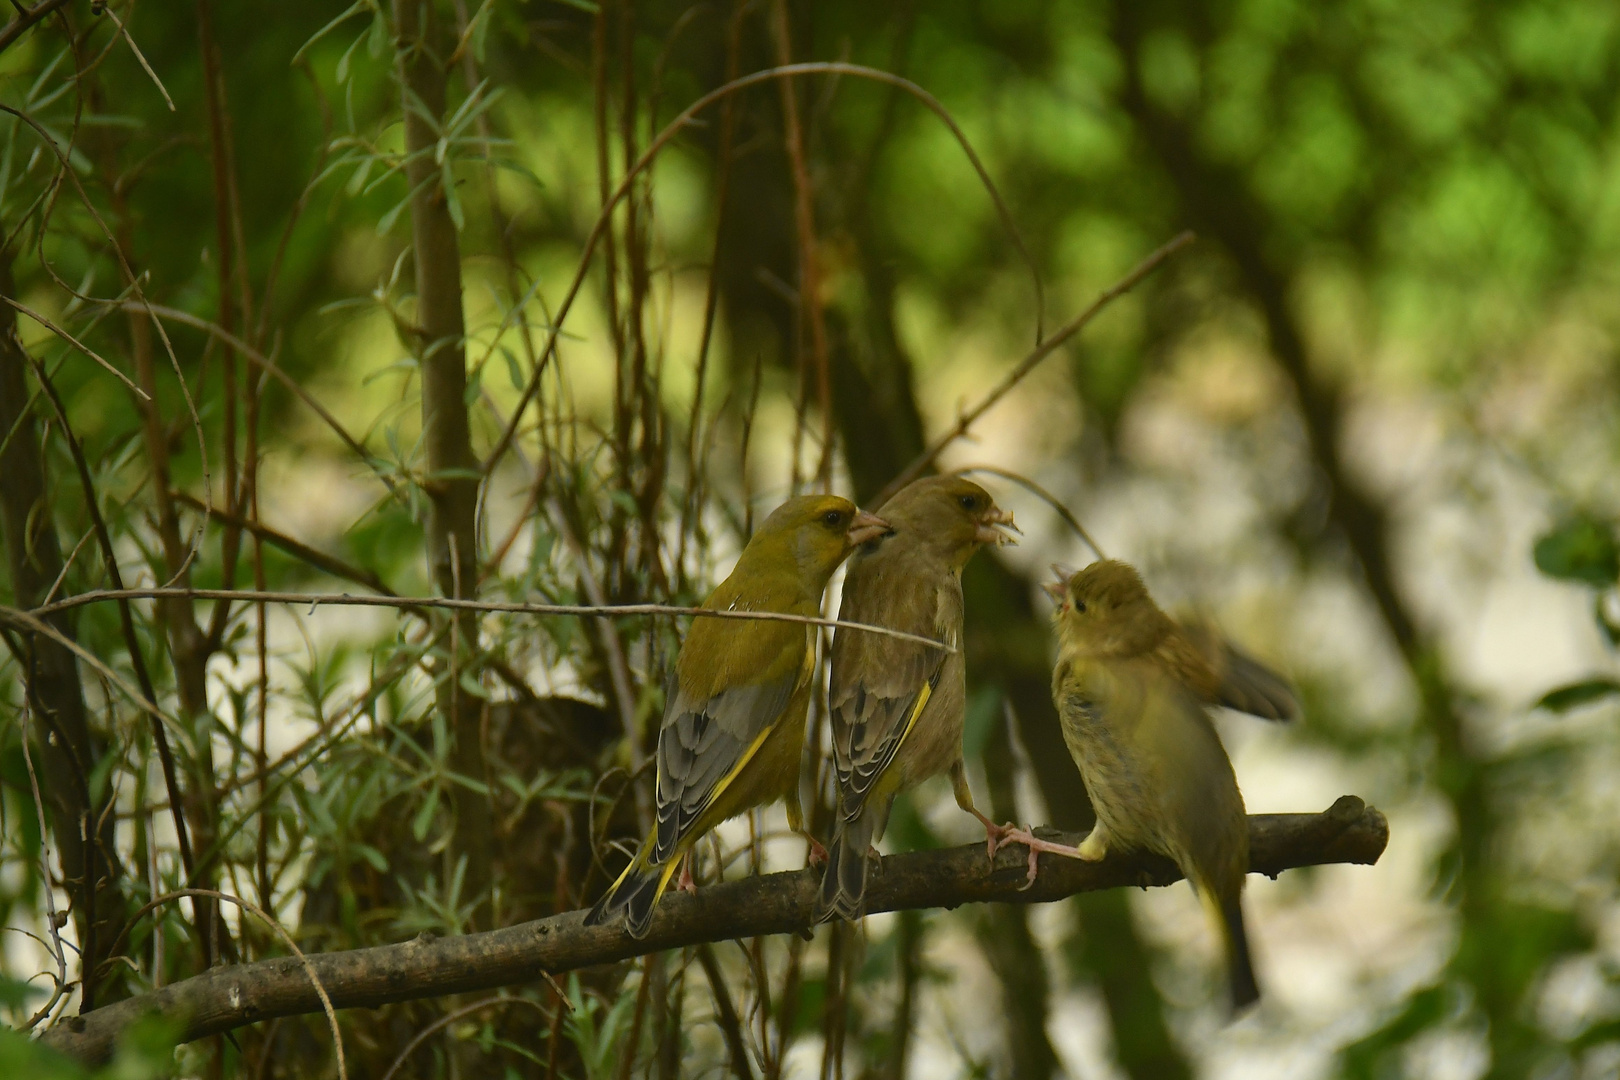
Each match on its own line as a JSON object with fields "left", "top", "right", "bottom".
{"left": 816, "top": 812, "right": 877, "bottom": 924}
{"left": 585, "top": 844, "right": 678, "bottom": 939}
{"left": 1214, "top": 888, "right": 1260, "bottom": 1012}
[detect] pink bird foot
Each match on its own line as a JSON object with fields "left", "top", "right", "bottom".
{"left": 997, "top": 825, "right": 1086, "bottom": 890}
{"left": 968, "top": 809, "right": 1022, "bottom": 862}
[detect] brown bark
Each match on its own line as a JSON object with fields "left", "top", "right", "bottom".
{"left": 976, "top": 712, "right": 1059, "bottom": 1080}
{"left": 43, "top": 798, "right": 1387, "bottom": 1064}
{"left": 0, "top": 261, "right": 124, "bottom": 1007}
{"left": 393, "top": 0, "right": 493, "bottom": 928}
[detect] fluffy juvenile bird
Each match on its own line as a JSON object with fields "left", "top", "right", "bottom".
{"left": 586, "top": 495, "right": 889, "bottom": 938}
{"left": 816, "top": 475, "right": 1019, "bottom": 923}
{"left": 1011, "top": 560, "right": 1264, "bottom": 1010}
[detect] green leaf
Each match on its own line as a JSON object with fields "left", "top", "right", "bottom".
{"left": 345, "top": 154, "right": 373, "bottom": 195}
{"left": 1533, "top": 515, "right": 1620, "bottom": 587}
{"left": 458, "top": 670, "right": 490, "bottom": 700}
{"left": 377, "top": 193, "right": 411, "bottom": 236}
{"left": 366, "top": 8, "right": 389, "bottom": 58}
{"left": 291, "top": 0, "right": 369, "bottom": 66}
{"left": 501, "top": 345, "right": 525, "bottom": 391}
{"left": 1534, "top": 678, "right": 1620, "bottom": 713}
{"left": 412, "top": 786, "right": 440, "bottom": 841}
{"left": 353, "top": 842, "right": 390, "bottom": 873}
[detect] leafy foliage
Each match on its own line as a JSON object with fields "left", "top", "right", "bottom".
{"left": 0, "top": 0, "right": 1618, "bottom": 1078}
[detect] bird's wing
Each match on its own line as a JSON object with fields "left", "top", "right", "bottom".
{"left": 1213, "top": 643, "right": 1299, "bottom": 722}
{"left": 1171, "top": 622, "right": 1299, "bottom": 722}
{"left": 828, "top": 560, "right": 955, "bottom": 820}
{"left": 652, "top": 618, "right": 810, "bottom": 864}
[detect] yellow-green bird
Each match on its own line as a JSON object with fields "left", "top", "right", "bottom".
{"left": 1012, "top": 560, "right": 1263, "bottom": 1011}
{"left": 816, "top": 475, "right": 1019, "bottom": 923}
{"left": 586, "top": 494, "right": 889, "bottom": 938}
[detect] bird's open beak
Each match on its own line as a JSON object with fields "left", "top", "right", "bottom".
{"left": 974, "top": 506, "right": 1021, "bottom": 547}
{"left": 847, "top": 510, "right": 891, "bottom": 546}
{"left": 1043, "top": 564, "right": 1075, "bottom": 602}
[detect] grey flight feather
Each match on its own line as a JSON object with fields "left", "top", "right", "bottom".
{"left": 653, "top": 673, "right": 797, "bottom": 863}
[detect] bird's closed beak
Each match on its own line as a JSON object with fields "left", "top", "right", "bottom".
{"left": 847, "top": 510, "right": 891, "bottom": 546}
{"left": 975, "top": 505, "right": 1021, "bottom": 547}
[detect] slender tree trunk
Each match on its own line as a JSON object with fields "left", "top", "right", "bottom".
{"left": 977, "top": 711, "right": 1059, "bottom": 1080}
{"left": 0, "top": 256, "right": 126, "bottom": 1008}
{"left": 393, "top": 0, "right": 493, "bottom": 929}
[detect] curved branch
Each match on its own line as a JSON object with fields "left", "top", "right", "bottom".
{"left": 42, "top": 798, "right": 1387, "bottom": 1064}
{"left": 872, "top": 230, "right": 1196, "bottom": 507}
{"left": 482, "top": 61, "right": 1043, "bottom": 474}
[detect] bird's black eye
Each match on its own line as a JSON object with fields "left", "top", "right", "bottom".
{"left": 1074, "top": 599, "right": 1087, "bottom": 613}
{"left": 958, "top": 494, "right": 977, "bottom": 510}
{"left": 823, "top": 510, "right": 843, "bottom": 527}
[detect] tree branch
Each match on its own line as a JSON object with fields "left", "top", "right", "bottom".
{"left": 871, "top": 230, "right": 1196, "bottom": 507}
{"left": 43, "top": 798, "right": 1386, "bottom": 1064}
{"left": 0, "top": 0, "right": 70, "bottom": 56}
{"left": 28, "top": 587, "right": 960, "bottom": 653}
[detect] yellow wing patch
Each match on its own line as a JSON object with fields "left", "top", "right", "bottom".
{"left": 898, "top": 680, "right": 933, "bottom": 747}
{"left": 675, "top": 718, "right": 779, "bottom": 852}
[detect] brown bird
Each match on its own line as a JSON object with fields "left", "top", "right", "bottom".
{"left": 586, "top": 494, "right": 890, "bottom": 938}
{"left": 816, "top": 475, "right": 1019, "bottom": 923}
{"left": 1005, "top": 560, "right": 1268, "bottom": 1011}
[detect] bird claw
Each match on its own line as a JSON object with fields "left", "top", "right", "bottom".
{"left": 982, "top": 819, "right": 1020, "bottom": 862}
{"left": 806, "top": 837, "right": 830, "bottom": 868}
{"left": 677, "top": 858, "right": 697, "bottom": 894}
{"left": 1019, "top": 845, "right": 1040, "bottom": 891}
{"left": 998, "top": 824, "right": 1087, "bottom": 888}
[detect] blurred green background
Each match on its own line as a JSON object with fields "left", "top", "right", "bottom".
{"left": 1, "top": 0, "right": 1618, "bottom": 1077}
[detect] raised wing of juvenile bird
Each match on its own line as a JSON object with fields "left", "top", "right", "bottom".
{"left": 1177, "top": 620, "right": 1299, "bottom": 723}
{"left": 586, "top": 495, "right": 889, "bottom": 939}
{"left": 815, "top": 475, "right": 1018, "bottom": 923}
{"left": 1008, "top": 561, "right": 1262, "bottom": 1011}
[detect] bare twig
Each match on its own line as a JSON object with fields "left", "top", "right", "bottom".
{"left": 29, "top": 587, "right": 961, "bottom": 652}
{"left": 872, "top": 230, "right": 1196, "bottom": 507}
{"left": 111, "top": 301, "right": 400, "bottom": 499}
{"left": 0, "top": 295, "right": 147, "bottom": 398}
{"left": 42, "top": 799, "right": 1388, "bottom": 1063}
{"left": 697, "top": 942, "right": 758, "bottom": 1080}
{"left": 0, "top": 0, "right": 71, "bottom": 56}
{"left": 10, "top": 344, "right": 200, "bottom": 950}
{"left": 17, "top": 701, "right": 68, "bottom": 1030}
{"left": 101, "top": 5, "right": 175, "bottom": 111}
{"left": 172, "top": 493, "right": 402, "bottom": 601}
{"left": 483, "top": 61, "right": 1042, "bottom": 476}
{"left": 379, "top": 994, "right": 553, "bottom": 1080}
{"left": 103, "top": 889, "right": 346, "bottom": 1080}
{"left": 0, "top": 604, "right": 177, "bottom": 733}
